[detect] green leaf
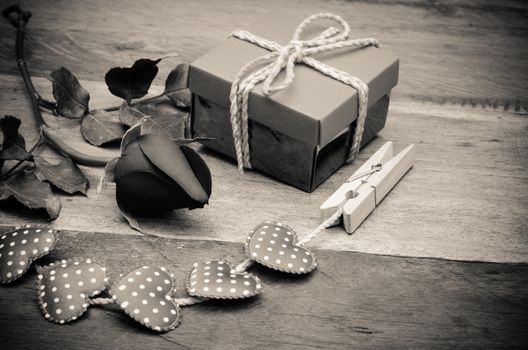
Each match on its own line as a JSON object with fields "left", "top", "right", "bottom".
{"left": 0, "top": 169, "right": 61, "bottom": 219}
{"left": 0, "top": 115, "right": 32, "bottom": 171}
{"left": 81, "top": 110, "right": 126, "bottom": 146}
{"left": 50, "top": 67, "right": 90, "bottom": 118}
{"left": 33, "top": 150, "right": 88, "bottom": 195}
{"left": 104, "top": 58, "right": 161, "bottom": 103}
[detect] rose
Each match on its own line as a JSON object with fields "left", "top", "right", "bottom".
{"left": 114, "top": 134, "right": 211, "bottom": 215}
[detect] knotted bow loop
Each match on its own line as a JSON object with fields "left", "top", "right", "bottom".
{"left": 229, "top": 13, "right": 380, "bottom": 172}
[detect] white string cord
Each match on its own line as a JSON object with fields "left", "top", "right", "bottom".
{"left": 229, "top": 12, "right": 379, "bottom": 171}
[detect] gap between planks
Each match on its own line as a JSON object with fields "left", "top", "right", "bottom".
{"left": 1, "top": 224, "right": 527, "bottom": 269}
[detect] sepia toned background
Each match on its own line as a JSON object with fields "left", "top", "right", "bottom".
{"left": 0, "top": 0, "right": 527, "bottom": 349}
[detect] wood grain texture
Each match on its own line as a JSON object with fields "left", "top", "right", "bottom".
{"left": 1, "top": 1, "right": 528, "bottom": 348}
{"left": 0, "top": 75, "right": 526, "bottom": 263}
{"left": 1, "top": 0, "right": 527, "bottom": 109}
{"left": 0, "top": 229, "right": 527, "bottom": 350}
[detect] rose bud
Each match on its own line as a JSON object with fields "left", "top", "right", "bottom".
{"left": 114, "top": 133, "right": 211, "bottom": 216}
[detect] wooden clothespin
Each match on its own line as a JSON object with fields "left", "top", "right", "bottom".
{"left": 320, "top": 141, "right": 416, "bottom": 234}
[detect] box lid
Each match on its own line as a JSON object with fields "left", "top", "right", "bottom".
{"left": 189, "top": 11, "right": 399, "bottom": 147}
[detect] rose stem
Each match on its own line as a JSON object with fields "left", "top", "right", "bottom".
{"left": 2, "top": 5, "right": 45, "bottom": 127}
{"left": 2, "top": 5, "right": 110, "bottom": 169}
{"left": 42, "top": 127, "right": 111, "bottom": 166}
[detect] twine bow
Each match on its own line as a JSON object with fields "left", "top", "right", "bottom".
{"left": 229, "top": 12, "right": 380, "bottom": 172}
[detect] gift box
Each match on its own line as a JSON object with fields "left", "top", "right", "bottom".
{"left": 189, "top": 11, "right": 399, "bottom": 192}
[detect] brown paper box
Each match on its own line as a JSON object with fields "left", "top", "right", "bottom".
{"left": 189, "top": 11, "right": 399, "bottom": 192}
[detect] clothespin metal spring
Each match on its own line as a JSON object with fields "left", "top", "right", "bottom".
{"left": 346, "top": 163, "right": 382, "bottom": 183}
{"left": 320, "top": 142, "right": 416, "bottom": 234}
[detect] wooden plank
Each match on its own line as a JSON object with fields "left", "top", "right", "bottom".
{"left": 0, "top": 229, "right": 527, "bottom": 349}
{"left": 0, "top": 0, "right": 527, "bottom": 109}
{"left": 0, "top": 1, "right": 527, "bottom": 348}
{"left": 0, "top": 75, "right": 527, "bottom": 263}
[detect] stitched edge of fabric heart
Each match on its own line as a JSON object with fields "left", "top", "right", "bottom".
{"left": 35, "top": 258, "right": 108, "bottom": 324}
{"left": 244, "top": 221, "right": 317, "bottom": 274}
{"left": 0, "top": 225, "right": 58, "bottom": 284}
{"left": 109, "top": 266, "right": 181, "bottom": 332}
{"left": 185, "top": 260, "right": 262, "bottom": 300}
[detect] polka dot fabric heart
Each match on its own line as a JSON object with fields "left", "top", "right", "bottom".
{"left": 110, "top": 266, "right": 180, "bottom": 332}
{"left": 187, "top": 261, "right": 262, "bottom": 299}
{"left": 2, "top": 220, "right": 325, "bottom": 331}
{"left": 0, "top": 225, "right": 57, "bottom": 284}
{"left": 36, "top": 259, "right": 108, "bottom": 324}
{"left": 246, "top": 221, "right": 317, "bottom": 274}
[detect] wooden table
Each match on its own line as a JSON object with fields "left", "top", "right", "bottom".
{"left": 1, "top": 1, "right": 527, "bottom": 349}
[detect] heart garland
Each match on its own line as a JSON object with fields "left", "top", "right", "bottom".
{"left": 110, "top": 266, "right": 181, "bottom": 332}
{"left": 36, "top": 258, "right": 108, "bottom": 324}
{"left": 245, "top": 221, "right": 317, "bottom": 274}
{"left": 1, "top": 219, "right": 320, "bottom": 333}
{"left": 35, "top": 260, "right": 183, "bottom": 332}
{"left": 187, "top": 261, "right": 262, "bottom": 299}
{"left": 0, "top": 225, "right": 58, "bottom": 284}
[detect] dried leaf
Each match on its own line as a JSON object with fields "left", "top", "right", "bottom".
{"left": 34, "top": 151, "right": 88, "bottom": 195}
{"left": 120, "top": 122, "right": 142, "bottom": 153}
{"left": 134, "top": 99, "right": 189, "bottom": 139}
{"left": 0, "top": 169, "right": 61, "bottom": 219}
{"left": 0, "top": 115, "right": 32, "bottom": 170}
{"left": 81, "top": 110, "right": 126, "bottom": 146}
{"left": 120, "top": 117, "right": 171, "bottom": 153}
{"left": 50, "top": 67, "right": 90, "bottom": 118}
{"left": 137, "top": 117, "right": 170, "bottom": 137}
{"left": 166, "top": 89, "right": 191, "bottom": 108}
{"left": 163, "top": 63, "right": 191, "bottom": 108}
{"left": 120, "top": 116, "right": 205, "bottom": 154}
{"left": 119, "top": 102, "right": 147, "bottom": 127}
{"left": 116, "top": 188, "right": 143, "bottom": 233}
{"left": 105, "top": 58, "right": 161, "bottom": 103}
{"left": 164, "top": 64, "right": 188, "bottom": 92}
{"left": 172, "top": 136, "right": 214, "bottom": 146}
{"left": 96, "top": 157, "right": 119, "bottom": 193}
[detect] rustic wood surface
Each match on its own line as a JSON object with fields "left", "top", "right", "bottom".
{"left": 0, "top": 0, "right": 527, "bottom": 349}
{"left": 1, "top": 76, "right": 526, "bottom": 263}
{"left": 1, "top": 230, "right": 528, "bottom": 350}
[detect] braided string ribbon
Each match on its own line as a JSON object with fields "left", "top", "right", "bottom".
{"left": 229, "top": 12, "right": 380, "bottom": 172}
